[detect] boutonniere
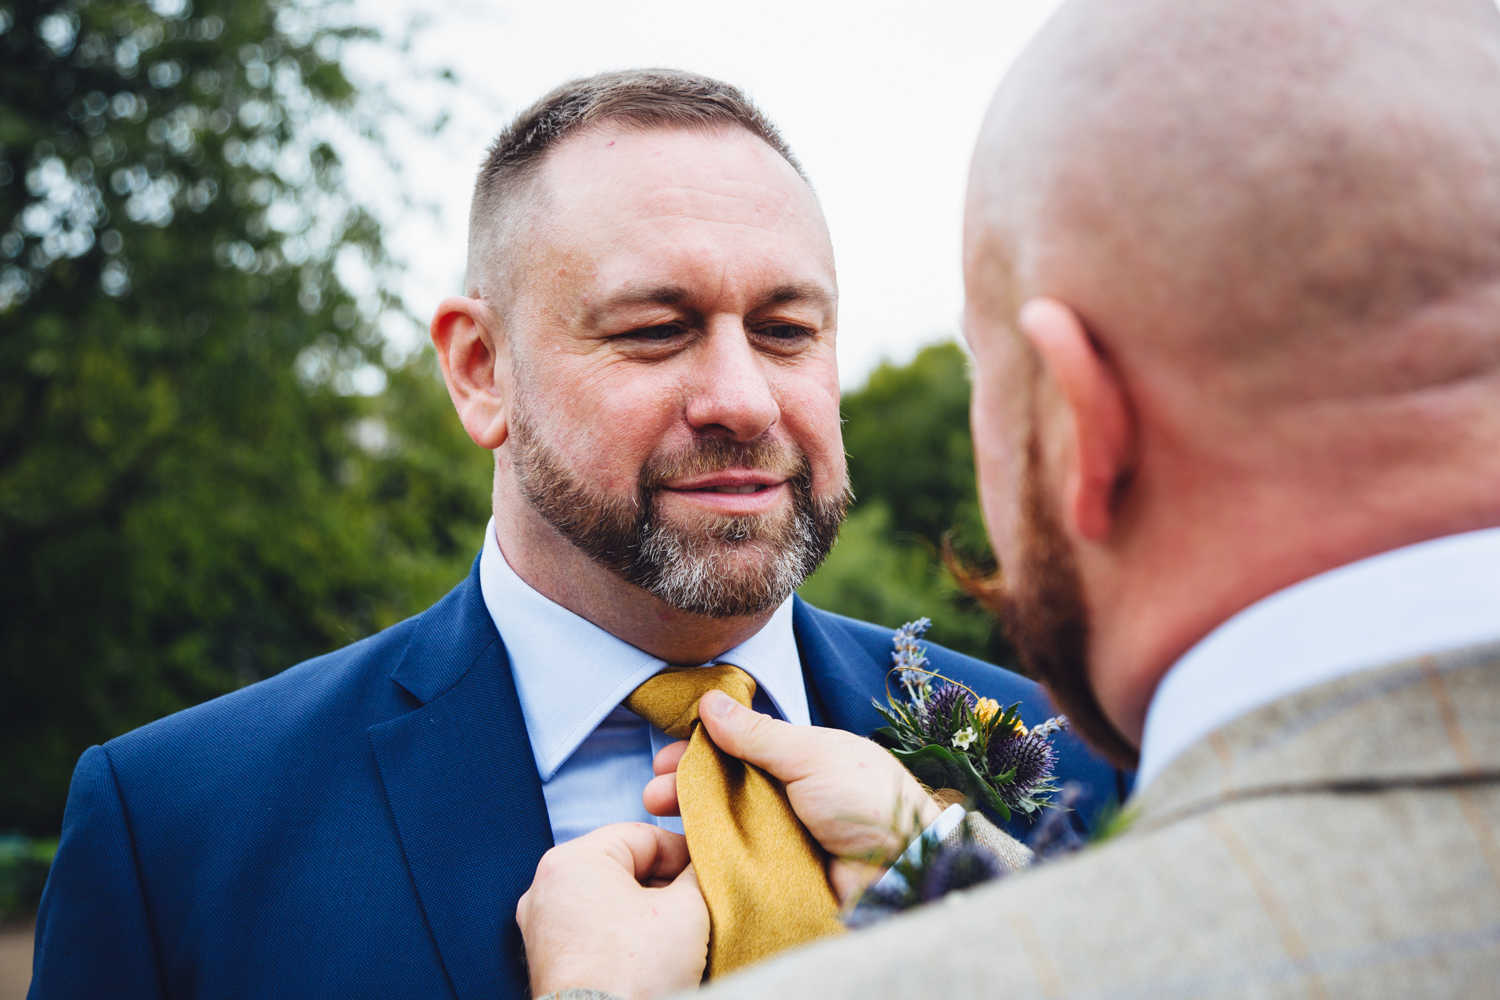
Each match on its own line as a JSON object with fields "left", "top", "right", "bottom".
{"left": 872, "top": 619, "right": 1068, "bottom": 822}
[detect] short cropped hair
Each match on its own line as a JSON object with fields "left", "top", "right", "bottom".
{"left": 465, "top": 68, "right": 805, "bottom": 300}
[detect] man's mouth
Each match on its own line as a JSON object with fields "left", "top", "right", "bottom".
{"left": 657, "top": 470, "right": 791, "bottom": 513}
{"left": 701, "top": 484, "right": 769, "bottom": 495}
{"left": 663, "top": 469, "right": 788, "bottom": 493}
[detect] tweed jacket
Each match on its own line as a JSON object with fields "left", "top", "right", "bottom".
{"left": 697, "top": 641, "right": 1500, "bottom": 999}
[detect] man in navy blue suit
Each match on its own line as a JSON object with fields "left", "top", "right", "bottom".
{"left": 30, "top": 69, "right": 1123, "bottom": 1000}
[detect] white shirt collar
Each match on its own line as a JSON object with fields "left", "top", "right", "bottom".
{"left": 477, "top": 518, "right": 808, "bottom": 781}
{"left": 1136, "top": 525, "right": 1500, "bottom": 791}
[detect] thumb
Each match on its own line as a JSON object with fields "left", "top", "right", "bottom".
{"left": 669, "top": 861, "right": 701, "bottom": 895}
{"left": 662, "top": 863, "right": 710, "bottom": 957}
{"left": 662, "top": 862, "right": 708, "bottom": 919}
{"left": 697, "top": 690, "right": 827, "bottom": 783}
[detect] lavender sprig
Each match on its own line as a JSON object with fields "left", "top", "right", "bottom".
{"left": 891, "top": 617, "right": 933, "bottom": 703}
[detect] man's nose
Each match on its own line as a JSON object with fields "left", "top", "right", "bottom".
{"left": 684, "top": 318, "right": 780, "bottom": 442}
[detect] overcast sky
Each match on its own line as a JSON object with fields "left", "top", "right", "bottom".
{"left": 339, "top": 0, "right": 1065, "bottom": 387}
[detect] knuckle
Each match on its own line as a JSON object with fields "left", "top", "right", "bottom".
{"left": 740, "top": 710, "right": 773, "bottom": 741}
{"left": 532, "top": 847, "right": 567, "bottom": 881}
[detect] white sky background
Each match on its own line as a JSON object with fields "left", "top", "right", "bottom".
{"left": 336, "top": 0, "right": 1065, "bottom": 387}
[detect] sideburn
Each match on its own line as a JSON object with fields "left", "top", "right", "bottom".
{"left": 950, "top": 433, "right": 1140, "bottom": 769}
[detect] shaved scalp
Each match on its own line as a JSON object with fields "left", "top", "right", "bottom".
{"left": 971, "top": 0, "right": 1500, "bottom": 419}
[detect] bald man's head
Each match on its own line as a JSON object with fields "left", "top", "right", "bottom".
{"left": 961, "top": 0, "right": 1500, "bottom": 762}
{"left": 969, "top": 0, "right": 1500, "bottom": 414}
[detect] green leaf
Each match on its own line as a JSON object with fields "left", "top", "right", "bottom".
{"left": 890, "top": 744, "right": 1012, "bottom": 821}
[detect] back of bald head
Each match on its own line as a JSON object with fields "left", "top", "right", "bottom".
{"left": 466, "top": 69, "right": 805, "bottom": 314}
{"left": 971, "top": 0, "right": 1500, "bottom": 415}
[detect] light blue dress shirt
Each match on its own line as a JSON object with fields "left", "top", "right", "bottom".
{"left": 1136, "top": 525, "right": 1500, "bottom": 790}
{"left": 477, "top": 519, "right": 811, "bottom": 845}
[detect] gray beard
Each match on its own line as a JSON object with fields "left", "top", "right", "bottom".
{"left": 510, "top": 406, "right": 849, "bottom": 619}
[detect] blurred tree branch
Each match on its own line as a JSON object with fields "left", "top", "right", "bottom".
{"left": 0, "top": 0, "right": 493, "bottom": 834}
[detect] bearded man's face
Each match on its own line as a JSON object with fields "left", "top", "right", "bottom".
{"left": 494, "top": 125, "right": 849, "bottom": 619}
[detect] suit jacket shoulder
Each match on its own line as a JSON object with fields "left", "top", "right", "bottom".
{"left": 103, "top": 612, "right": 422, "bottom": 788}
{"left": 32, "top": 559, "right": 547, "bottom": 1000}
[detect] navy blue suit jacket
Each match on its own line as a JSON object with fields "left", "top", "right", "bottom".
{"left": 30, "top": 558, "right": 1124, "bottom": 1000}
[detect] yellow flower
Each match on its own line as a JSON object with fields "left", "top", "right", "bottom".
{"left": 974, "top": 697, "right": 1000, "bottom": 724}
{"left": 1013, "top": 716, "right": 1029, "bottom": 737}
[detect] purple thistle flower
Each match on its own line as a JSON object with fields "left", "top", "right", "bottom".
{"left": 918, "top": 682, "right": 973, "bottom": 736}
{"left": 986, "top": 730, "right": 1058, "bottom": 806}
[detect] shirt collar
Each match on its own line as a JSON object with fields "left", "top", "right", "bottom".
{"left": 1136, "top": 525, "right": 1500, "bottom": 791}
{"left": 477, "top": 518, "right": 807, "bottom": 781}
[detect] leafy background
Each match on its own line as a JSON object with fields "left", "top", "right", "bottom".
{"left": 0, "top": 0, "right": 1012, "bottom": 859}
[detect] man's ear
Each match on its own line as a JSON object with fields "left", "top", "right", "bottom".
{"left": 1018, "top": 297, "right": 1136, "bottom": 542}
{"left": 430, "top": 295, "right": 511, "bottom": 450}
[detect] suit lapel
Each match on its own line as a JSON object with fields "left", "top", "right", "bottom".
{"left": 368, "top": 564, "right": 552, "bottom": 1000}
{"left": 793, "top": 596, "right": 886, "bottom": 736}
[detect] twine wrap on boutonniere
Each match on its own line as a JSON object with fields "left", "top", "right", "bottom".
{"left": 872, "top": 619, "right": 1068, "bottom": 822}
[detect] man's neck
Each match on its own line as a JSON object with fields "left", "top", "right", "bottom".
{"left": 1133, "top": 524, "right": 1500, "bottom": 789}
{"left": 1089, "top": 465, "right": 1500, "bottom": 746}
{"left": 491, "top": 499, "right": 776, "bottom": 664}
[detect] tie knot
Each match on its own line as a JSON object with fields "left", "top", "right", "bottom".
{"left": 625, "top": 664, "right": 757, "bottom": 739}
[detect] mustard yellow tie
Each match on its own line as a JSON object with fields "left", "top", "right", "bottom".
{"left": 625, "top": 664, "right": 844, "bottom": 977}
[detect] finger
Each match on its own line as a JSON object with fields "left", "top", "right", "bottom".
{"left": 652, "top": 740, "right": 689, "bottom": 776}
{"left": 661, "top": 865, "right": 711, "bottom": 961}
{"left": 642, "top": 772, "right": 681, "bottom": 817}
{"left": 641, "top": 831, "right": 692, "bottom": 886}
{"left": 515, "top": 886, "right": 531, "bottom": 926}
{"left": 696, "top": 690, "right": 846, "bottom": 781}
{"left": 641, "top": 828, "right": 691, "bottom": 883}
{"left": 667, "top": 861, "right": 702, "bottom": 897}
{"left": 660, "top": 862, "right": 708, "bottom": 915}
{"left": 576, "top": 822, "right": 691, "bottom": 884}
{"left": 828, "top": 858, "right": 886, "bottom": 906}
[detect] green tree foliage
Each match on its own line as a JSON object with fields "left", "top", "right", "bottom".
{"left": 800, "top": 342, "right": 1015, "bottom": 666}
{"left": 0, "top": 0, "right": 492, "bottom": 835}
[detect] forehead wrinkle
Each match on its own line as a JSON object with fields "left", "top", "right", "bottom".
{"left": 538, "top": 187, "right": 834, "bottom": 287}
{"left": 632, "top": 180, "right": 814, "bottom": 231}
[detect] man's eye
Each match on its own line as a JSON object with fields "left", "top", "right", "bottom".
{"left": 756, "top": 323, "right": 813, "bottom": 340}
{"left": 621, "top": 324, "right": 685, "bottom": 341}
